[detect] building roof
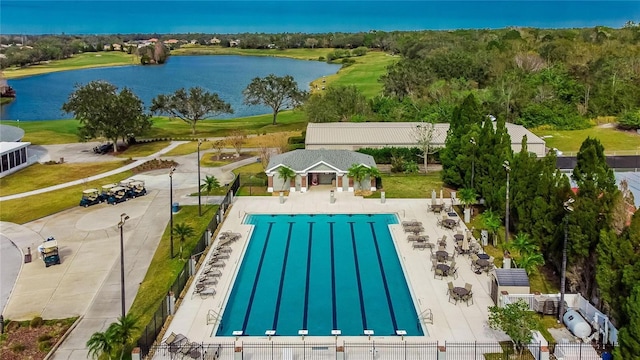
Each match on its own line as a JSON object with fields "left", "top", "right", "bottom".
{"left": 494, "top": 268, "right": 530, "bottom": 287}
{"left": 266, "top": 149, "right": 376, "bottom": 173}
{"left": 0, "top": 141, "right": 30, "bottom": 153}
{"left": 305, "top": 122, "right": 544, "bottom": 147}
{"left": 0, "top": 125, "right": 25, "bottom": 142}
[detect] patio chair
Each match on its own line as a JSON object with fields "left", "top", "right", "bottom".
{"left": 446, "top": 281, "right": 454, "bottom": 295}
{"left": 436, "top": 218, "right": 443, "bottom": 227}
{"left": 463, "top": 292, "right": 474, "bottom": 306}
{"left": 450, "top": 261, "right": 456, "bottom": 270}
{"left": 434, "top": 267, "right": 444, "bottom": 280}
{"left": 448, "top": 291, "right": 460, "bottom": 304}
{"left": 450, "top": 266, "right": 459, "bottom": 279}
{"left": 431, "top": 259, "right": 438, "bottom": 271}
{"left": 465, "top": 283, "right": 473, "bottom": 292}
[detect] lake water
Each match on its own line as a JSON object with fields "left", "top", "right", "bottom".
{"left": 1, "top": 1, "right": 637, "bottom": 34}
{"left": 0, "top": 56, "right": 341, "bottom": 121}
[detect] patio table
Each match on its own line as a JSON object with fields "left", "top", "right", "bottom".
{"left": 477, "top": 253, "right": 490, "bottom": 260}
{"left": 476, "top": 259, "right": 489, "bottom": 269}
{"left": 443, "top": 219, "right": 456, "bottom": 229}
{"left": 436, "top": 250, "right": 449, "bottom": 262}
{"left": 436, "top": 264, "right": 450, "bottom": 276}
{"left": 453, "top": 234, "right": 464, "bottom": 242}
{"left": 453, "top": 287, "right": 469, "bottom": 297}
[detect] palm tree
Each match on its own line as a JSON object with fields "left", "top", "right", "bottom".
{"left": 277, "top": 166, "right": 296, "bottom": 192}
{"left": 347, "top": 164, "right": 366, "bottom": 190}
{"left": 457, "top": 187, "right": 476, "bottom": 210}
{"left": 367, "top": 166, "right": 381, "bottom": 189}
{"left": 517, "top": 253, "right": 545, "bottom": 275}
{"left": 200, "top": 175, "right": 220, "bottom": 196}
{"left": 87, "top": 330, "right": 114, "bottom": 360}
{"left": 173, "top": 222, "right": 195, "bottom": 259}
{"left": 509, "top": 233, "right": 538, "bottom": 257}
{"left": 480, "top": 209, "right": 502, "bottom": 245}
{"left": 107, "top": 314, "right": 140, "bottom": 360}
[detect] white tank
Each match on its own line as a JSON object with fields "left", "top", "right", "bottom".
{"left": 563, "top": 309, "right": 592, "bottom": 339}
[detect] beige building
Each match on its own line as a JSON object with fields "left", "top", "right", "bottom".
{"left": 305, "top": 122, "right": 547, "bottom": 157}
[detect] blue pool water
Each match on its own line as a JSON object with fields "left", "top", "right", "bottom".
{"left": 217, "top": 214, "right": 423, "bottom": 337}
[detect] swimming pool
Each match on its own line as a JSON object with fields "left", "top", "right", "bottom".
{"left": 216, "top": 214, "right": 423, "bottom": 337}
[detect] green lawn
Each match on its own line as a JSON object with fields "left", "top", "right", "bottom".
{"left": 2, "top": 52, "right": 137, "bottom": 79}
{"left": 0, "top": 119, "right": 80, "bottom": 145}
{"left": 0, "top": 161, "right": 128, "bottom": 196}
{"left": 0, "top": 171, "right": 134, "bottom": 224}
{"left": 317, "top": 51, "right": 398, "bottom": 98}
{"left": 365, "top": 172, "right": 449, "bottom": 199}
{"left": 128, "top": 205, "right": 218, "bottom": 342}
{"left": 532, "top": 126, "right": 640, "bottom": 154}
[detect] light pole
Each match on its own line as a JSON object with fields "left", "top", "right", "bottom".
{"left": 197, "top": 139, "right": 203, "bottom": 217}
{"left": 117, "top": 213, "right": 130, "bottom": 318}
{"left": 169, "top": 166, "right": 176, "bottom": 259}
{"left": 470, "top": 138, "right": 476, "bottom": 190}
{"left": 559, "top": 198, "right": 574, "bottom": 322}
{"left": 503, "top": 160, "right": 511, "bottom": 243}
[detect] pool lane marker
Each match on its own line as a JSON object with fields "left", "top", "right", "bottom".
{"left": 302, "top": 222, "right": 314, "bottom": 330}
{"left": 272, "top": 222, "right": 294, "bottom": 330}
{"left": 349, "top": 222, "right": 368, "bottom": 330}
{"left": 241, "top": 222, "right": 274, "bottom": 334}
{"left": 368, "top": 222, "right": 399, "bottom": 331}
{"left": 329, "top": 222, "right": 338, "bottom": 330}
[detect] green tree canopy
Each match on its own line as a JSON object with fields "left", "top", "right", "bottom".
{"left": 243, "top": 74, "right": 307, "bottom": 125}
{"left": 150, "top": 87, "right": 233, "bottom": 135}
{"left": 488, "top": 300, "right": 540, "bottom": 355}
{"left": 305, "top": 85, "right": 370, "bottom": 123}
{"left": 62, "top": 80, "right": 152, "bottom": 153}
{"left": 277, "top": 166, "right": 296, "bottom": 191}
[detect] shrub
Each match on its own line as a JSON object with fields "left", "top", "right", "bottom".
{"left": 38, "top": 334, "right": 53, "bottom": 342}
{"left": 11, "top": 343, "right": 26, "bottom": 352}
{"left": 287, "top": 136, "right": 305, "bottom": 144}
{"left": 351, "top": 47, "right": 368, "bottom": 56}
{"left": 618, "top": 110, "right": 640, "bottom": 130}
{"left": 38, "top": 340, "right": 52, "bottom": 352}
{"left": 6, "top": 320, "right": 20, "bottom": 332}
{"left": 357, "top": 147, "right": 421, "bottom": 164}
{"left": 30, "top": 316, "right": 44, "bottom": 328}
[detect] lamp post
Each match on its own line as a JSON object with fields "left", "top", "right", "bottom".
{"left": 559, "top": 198, "right": 575, "bottom": 322}
{"left": 117, "top": 213, "right": 130, "bottom": 318}
{"left": 503, "top": 160, "right": 511, "bottom": 243}
{"left": 197, "top": 139, "right": 203, "bottom": 217}
{"left": 470, "top": 138, "right": 476, "bottom": 190}
{"left": 169, "top": 166, "right": 176, "bottom": 259}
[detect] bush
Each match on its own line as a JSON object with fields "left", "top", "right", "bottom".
{"left": 288, "top": 143, "right": 305, "bottom": 151}
{"left": 38, "top": 334, "right": 53, "bottom": 342}
{"left": 351, "top": 47, "right": 368, "bottom": 56}
{"left": 30, "top": 316, "right": 44, "bottom": 328}
{"left": 357, "top": 147, "right": 422, "bottom": 164}
{"left": 11, "top": 343, "right": 26, "bottom": 352}
{"left": 287, "top": 136, "right": 305, "bottom": 144}
{"left": 6, "top": 320, "right": 20, "bottom": 332}
{"left": 618, "top": 110, "right": 640, "bottom": 130}
{"left": 38, "top": 340, "right": 52, "bottom": 352}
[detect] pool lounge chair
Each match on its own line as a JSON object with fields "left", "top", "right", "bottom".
{"left": 204, "top": 345, "right": 222, "bottom": 360}
{"left": 215, "top": 245, "right": 232, "bottom": 253}
{"left": 196, "top": 287, "right": 216, "bottom": 298}
{"left": 203, "top": 267, "right": 222, "bottom": 277}
{"left": 209, "top": 261, "right": 225, "bottom": 268}
{"left": 412, "top": 242, "right": 429, "bottom": 250}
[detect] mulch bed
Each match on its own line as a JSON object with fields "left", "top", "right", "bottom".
{"left": 0, "top": 318, "right": 75, "bottom": 360}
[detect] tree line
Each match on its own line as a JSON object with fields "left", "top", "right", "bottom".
{"left": 438, "top": 94, "right": 638, "bottom": 359}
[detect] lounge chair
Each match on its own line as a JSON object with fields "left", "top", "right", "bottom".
{"left": 215, "top": 245, "right": 232, "bottom": 253}
{"left": 412, "top": 242, "right": 428, "bottom": 250}
{"left": 165, "top": 333, "right": 188, "bottom": 353}
{"left": 178, "top": 342, "right": 196, "bottom": 357}
{"left": 205, "top": 345, "right": 222, "bottom": 360}
{"left": 194, "top": 285, "right": 216, "bottom": 298}
{"left": 210, "top": 261, "right": 225, "bottom": 268}
{"left": 209, "top": 253, "right": 229, "bottom": 262}
{"left": 203, "top": 267, "right": 222, "bottom": 277}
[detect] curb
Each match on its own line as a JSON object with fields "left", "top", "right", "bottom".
{"left": 44, "top": 315, "right": 83, "bottom": 360}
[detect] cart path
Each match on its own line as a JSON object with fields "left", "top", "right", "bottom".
{"left": 0, "top": 141, "right": 188, "bottom": 202}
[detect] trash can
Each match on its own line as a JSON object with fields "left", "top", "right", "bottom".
{"left": 381, "top": 191, "right": 386, "bottom": 203}
{"left": 330, "top": 190, "right": 335, "bottom": 204}
{"left": 172, "top": 202, "right": 179, "bottom": 213}
{"left": 602, "top": 352, "right": 612, "bottom": 360}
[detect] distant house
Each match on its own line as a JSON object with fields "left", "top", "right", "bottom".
{"left": 148, "top": 38, "right": 158, "bottom": 43}
{"left": 103, "top": 44, "right": 111, "bottom": 51}
{"left": 265, "top": 149, "right": 377, "bottom": 193}
{"left": 112, "top": 44, "right": 122, "bottom": 51}
{"left": 164, "top": 39, "right": 179, "bottom": 45}
{"left": 210, "top": 37, "right": 221, "bottom": 45}
{"left": 190, "top": 39, "right": 198, "bottom": 45}
{"left": 229, "top": 39, "right": 240, "bottom": 47}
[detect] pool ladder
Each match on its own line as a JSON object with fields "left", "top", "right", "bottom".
{"left": 418, "top": 308, "right": 433, "bottom": 325}
{"left": 207, "top": 309, "right": 222, "bottom": 326}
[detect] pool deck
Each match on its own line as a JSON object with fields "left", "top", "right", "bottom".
{"left": 160, "top": 189, "right": 508, "bottom": 351}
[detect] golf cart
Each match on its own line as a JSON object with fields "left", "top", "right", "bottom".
{"left": 79, "top": 188, "right": 101, "bottom": 207}
{"left": 128, "top": 180, "right": 147, "bottom": 198}
{"left": 99, "top": 183, "right": 118, "bottom": 202}
{"left": 38, "top": 237, "right": 60, "bottom": 267}
{"left": 107, "top": 186, "right": 129, "bottom": 205}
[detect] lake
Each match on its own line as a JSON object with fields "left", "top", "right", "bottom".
{"left": 0, "top": 56, "right": 341, "bottom": 121}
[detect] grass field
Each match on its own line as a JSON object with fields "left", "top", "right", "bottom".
{"left": 365, "top": 172, "right": 449, "bottom": 199}
{"left": 0, "top": 161, "right": 128, "bottom": 196}
{"left": 128, "top": 204, "right": 218, "bottom": 343}
{"left": 532, "top": 126, "right": 640, "bottom": 154}
{"left": 314, "top": 51, "right": 398, "bottom": 98}
{"left": 0, "top": 170, "right": 133, "bottom": 224}
{"left": 0, "top": 119, "right": 80, "bottom": 145}
{"left": 2, "top": 52, "right": 137, "bottom": 79}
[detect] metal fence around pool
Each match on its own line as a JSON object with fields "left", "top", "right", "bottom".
{"left": 137, "top": 176, "right": 240, "bottom": 358}
{"left": 147, "top": 341, "right": 610, "bottom": 360}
